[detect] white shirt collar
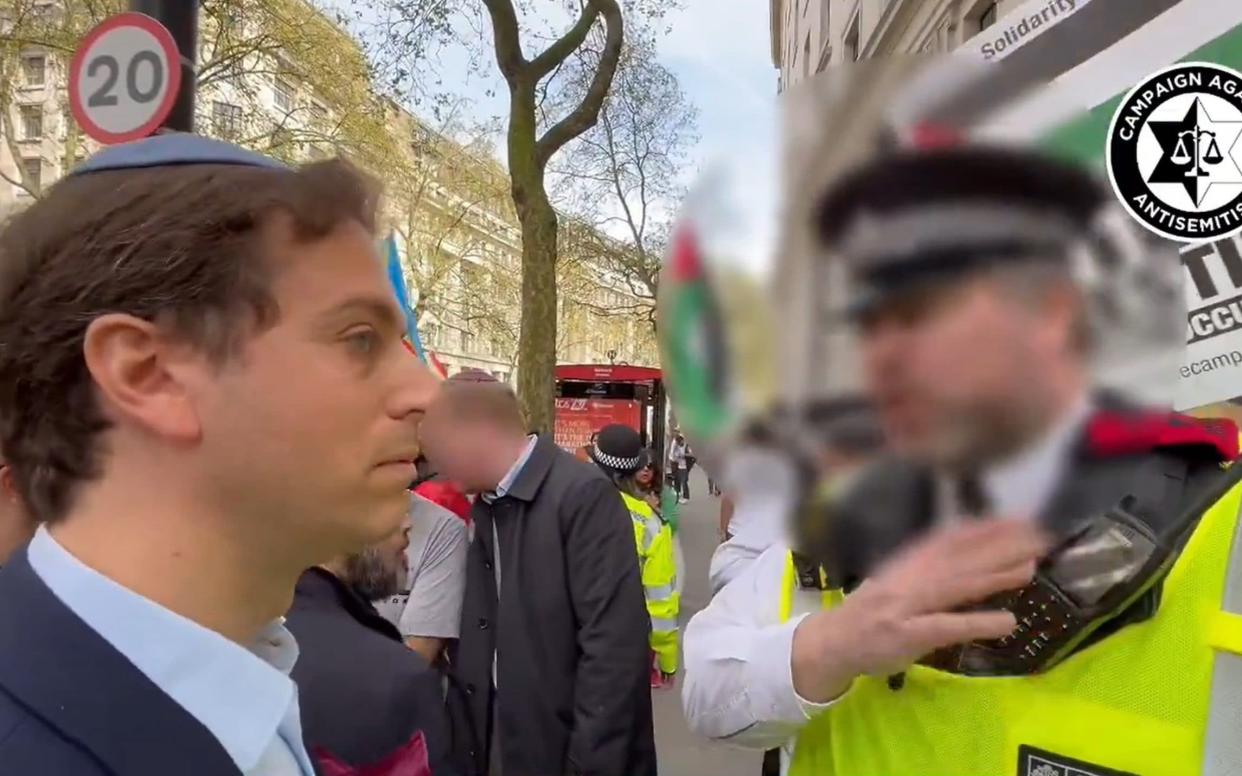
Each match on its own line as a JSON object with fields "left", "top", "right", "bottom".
{"left": 27, "top": 526, "right": 307, "bottom": 773}
{"left": 972, "top": 395, "right": 1094, "bottom": 519}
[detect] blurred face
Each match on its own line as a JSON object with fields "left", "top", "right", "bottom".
{"left": 190, "top": 218, "right": 440, "bottom": 558}
{"left": 344, "top": 522, "right": 410, "bottom": 601}
{"left": 858, "top": 274, "right": 1071, "bottom": 470}
{"left": 636, "top": 465, "right": 654, "bottom": 487}
{"left": 418, "top": 408, "right": 503, "bottom": 493}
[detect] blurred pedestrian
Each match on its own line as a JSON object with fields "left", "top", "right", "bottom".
{"left": 374, "top": 491, "right": 468, "bottom": 664}
{"left": 288, "top": 525, "right": 455, "bottom": 774}
{"left": 709, "top": 399, "right": 885, "bottom": 595}
{"left": 635, "top": 453, "right": 679, "bottom": 535}
{"left": 0, "top": 136, "right": 439, "bottom": 775}
{"left": 669, "top": 432, "right": 690, "bottom": 503}
{"left": 419, "top": 374, "right": 655, "bottom": 776}
{"left": 411, "top": 454, "right": 473, "bottom": 527}
{"left": 589, "top": 426, "right": 681, "bottom": 690}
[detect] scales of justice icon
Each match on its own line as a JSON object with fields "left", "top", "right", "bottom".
{"left": 1171, "top": 127, "right": 1225, "bottom": 177}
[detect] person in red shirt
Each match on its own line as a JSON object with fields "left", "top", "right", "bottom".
{"left": 410, "top": 456, "right": 472, "bottom": 525}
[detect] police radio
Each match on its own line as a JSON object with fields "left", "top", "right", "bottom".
{"left": 800, "top": 446, "right": 1242, "bottom": 678}
{"left": 920, "top": 457, "right": 1242, "bottom": 676}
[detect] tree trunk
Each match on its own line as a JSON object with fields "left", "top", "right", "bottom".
{"left": 509, "top": 83, "right": 558, "bottom": 433}
{"left": 484, "top": 0, "right": 625, "bottom": 434}
{"left": 514, "top": 186, "right": 559, "bottom": 433}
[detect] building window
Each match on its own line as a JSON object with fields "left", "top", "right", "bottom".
{"left": 461, "top": 330, "right": 475, "bottom": 353}
{"left": 212, "top": 101, "right": 242, "bottom": 137}
{"left": 978, "top": 1, "right": 998, "bottom": 31}
{"left": 818, "top": 3, "right": 832, "bottom": 68}
{"left": 20, "top": 106, "right": 42, "bottom": 140}
{"left": 273, "top": 77, "right": 295, "bottom": 112}
{"left": 21, "top": 55, "right": 46, "bottom": 87}
{"left": 424, "top": 323, "right": 441, "bottom": 348}
{"left": 844, "top": 14, "right": 861, "bottom": 62}
{"left": 20, "top": 158, "right": 42, "bottom": 194}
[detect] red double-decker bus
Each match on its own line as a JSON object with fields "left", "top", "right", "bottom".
{"left": 553, "top": 364, "right": 667, "bottom": 461}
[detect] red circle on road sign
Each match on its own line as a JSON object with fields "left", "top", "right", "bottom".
{"left": 69, "top": 12, "right": 182, "bottom": 145}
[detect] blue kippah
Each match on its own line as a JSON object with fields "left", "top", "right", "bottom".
{"left": 70, "top": 133, "right": 288, "bottom": 177}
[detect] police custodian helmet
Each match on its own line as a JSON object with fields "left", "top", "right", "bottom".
{"left": 812, "top": 144, "right": 1143, "bottom": 321}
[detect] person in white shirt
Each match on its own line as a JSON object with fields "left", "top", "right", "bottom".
{"left": 669, "top": 432, "right": 690, "bottom": 502}
{"left": 374, "top": 492, "right": 468, "bottom": 663}
{"left": 709, "top": 399, "right": 885, "bottom": 596}
{"left": 0, "top": 135, "right": 441, "bottom": 775}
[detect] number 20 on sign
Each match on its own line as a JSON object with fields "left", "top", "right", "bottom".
{"left": 69, "top": 12, "right": 182, "bottom": 145}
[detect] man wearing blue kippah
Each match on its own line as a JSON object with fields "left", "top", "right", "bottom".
{"left": 0, "top": 135, "right": 441, "bottom": 776}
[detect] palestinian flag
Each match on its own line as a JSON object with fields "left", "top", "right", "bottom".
{"left": 657, "top": 222, "right": 734, "bottom": 444}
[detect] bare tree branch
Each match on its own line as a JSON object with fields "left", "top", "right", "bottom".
{"left": 481, "top": 0, "right": 527, "bottom": 81}
{"left": 528, "top": 3, "right": 598, "bottom": 80}
{"left": 535, "top": 0, "right": 623, "bottom": 166}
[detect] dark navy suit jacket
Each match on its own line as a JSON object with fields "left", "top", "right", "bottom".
{"left": 0, "top": 549, "right": 245, "bottom": 775}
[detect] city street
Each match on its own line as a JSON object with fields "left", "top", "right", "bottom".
{"left": 655, "top": 470, "right": 762, "bottom": 776}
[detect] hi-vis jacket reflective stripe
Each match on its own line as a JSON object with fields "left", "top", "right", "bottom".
{"left": 779, "top": 481, "right": 1242, "bottom": 776}
{"left": 623, "top": 491, "right": 681, "bottom": 674}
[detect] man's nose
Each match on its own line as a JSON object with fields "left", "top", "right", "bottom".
{"left": 390, "top": 352, "right": 442, "bottom": 420}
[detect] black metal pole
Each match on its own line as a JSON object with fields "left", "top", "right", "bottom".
{"left": 129, "top": 0, "right": 197, "bottom": 132}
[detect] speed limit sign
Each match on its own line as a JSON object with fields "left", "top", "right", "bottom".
{"left": 69, "top": 12, "right": 183, "bottom": 145}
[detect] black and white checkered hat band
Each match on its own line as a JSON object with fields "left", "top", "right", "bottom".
{"left": 589, "top": 446, "right": 642, "bottom": 472}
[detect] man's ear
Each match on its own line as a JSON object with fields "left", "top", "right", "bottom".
{"left": 1042, "top": 279, "right": 1088, "bottom": 355}
{"left": 0, "top": 465, "right": 15, "bottom": 501}
{"left": 82, "top": 314, "right": 204, "bottom": 444}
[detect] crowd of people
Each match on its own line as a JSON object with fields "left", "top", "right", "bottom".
{"left": 0, "top": 134, "right": 679, "bottom": 776}
{"left": 0, "top": 127, "right": 1237, "bottom": 776}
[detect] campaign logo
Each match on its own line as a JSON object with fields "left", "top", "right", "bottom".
{"left": 1107, "top": 62, "right": 1242, "bottom": 242}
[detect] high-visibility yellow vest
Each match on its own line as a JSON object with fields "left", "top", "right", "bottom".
{"left": 781, "top": 481, "right": 1242, "bottom": 776}
{"left": 623, "top": 491, "right": 680, "bottom": 673}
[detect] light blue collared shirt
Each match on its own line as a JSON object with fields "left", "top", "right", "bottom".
{"left": 27, "top": 527, "right": 315, "bottom": 775}
{"left": 485, "top": 434, "right": 538, "bottom": 503}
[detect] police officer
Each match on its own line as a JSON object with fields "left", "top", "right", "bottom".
{"left": 589, "top": 424, "right": 681, "bottom": 687}
{"left": 681, "top": 144, "right": 1242, "bottom": 775}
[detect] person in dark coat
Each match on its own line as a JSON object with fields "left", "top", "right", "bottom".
{"left": 417, "top": 373, "right": 657, "bottom": 776}
{"left": 287, "top": 523, "right": 457, "bottom": 775}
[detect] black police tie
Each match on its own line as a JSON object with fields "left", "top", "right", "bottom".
{"left": 955, "top": 474, "right": 991, "bottom": 519}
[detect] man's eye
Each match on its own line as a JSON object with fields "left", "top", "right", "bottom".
{"left": 345, "top": 329, "right": 379, "bottom": 356}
